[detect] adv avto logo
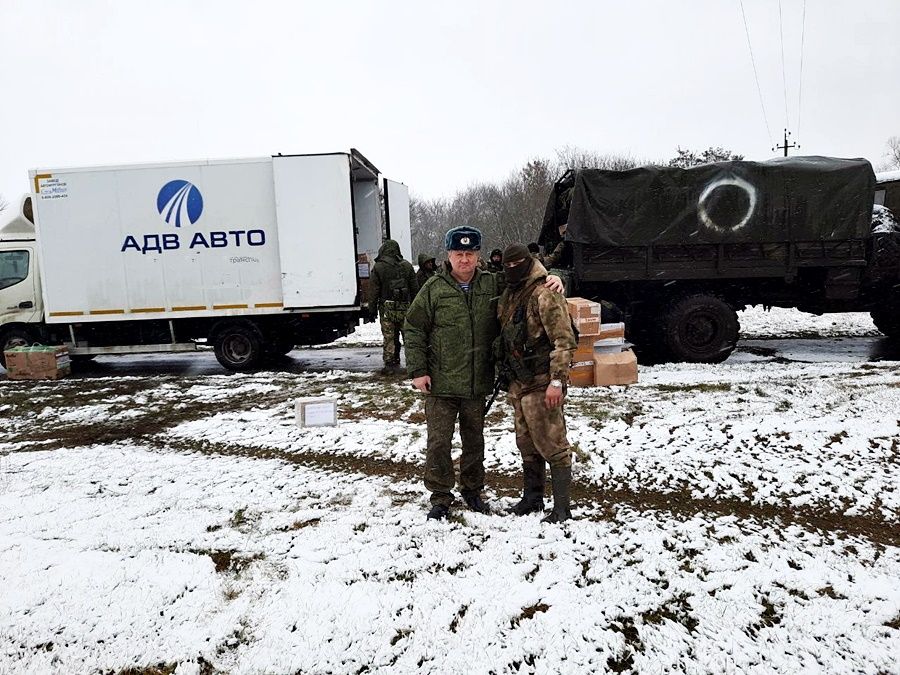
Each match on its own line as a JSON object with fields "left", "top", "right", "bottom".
{"left": 157, "top": 180, "right": 204, "bottom": 227}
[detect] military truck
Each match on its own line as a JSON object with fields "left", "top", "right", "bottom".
{"left": 539, "top": 156, "right": 900, "bottom": 363}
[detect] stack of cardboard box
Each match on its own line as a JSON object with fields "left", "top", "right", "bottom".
{"left": 3, "top": 345, "right": 71, "bottom": 380}
{"left": 565, "top": 298, "right": 638, "bottom": 387}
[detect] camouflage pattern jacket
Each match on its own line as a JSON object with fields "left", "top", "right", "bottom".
{"left": 497, "top": 261, "right": 576, "bottom": 391}
{"left": 404, "top": 266, "right": 503, "bottom": 399}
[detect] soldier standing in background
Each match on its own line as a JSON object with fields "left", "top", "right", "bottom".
{"left": 415, "top": 253, "right": 437, "bottom": 290}
{"left": 368, "top": 239, "right": 417, "bottom": 375}
{"left": 486, "top": 248, "right": 504, "bottom": 273}
{"left": 497, "top": 243, "right": 577, "bottom": 523}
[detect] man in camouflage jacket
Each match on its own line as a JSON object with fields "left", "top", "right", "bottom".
{"left": 498, "top": 243, "right": 577, "bottom": 522}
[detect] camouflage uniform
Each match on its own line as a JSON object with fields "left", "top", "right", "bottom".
{"left": 405, "top": 226, "right": 503, "bottom": 513}
{"left": 498, "top": 259, "right": 576, "bottom": 468}
{"left": 415, "top": 253, "right": 437, "bottom": 290}
{"left": 368, "top": 240, "right": 417, "bottom": 369}
{"left": 498, "top": 253, "right": 576, "bottom": 521}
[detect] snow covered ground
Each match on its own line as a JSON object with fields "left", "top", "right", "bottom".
{"left": 1, "top": 310, "right": 898, "bottom": 674}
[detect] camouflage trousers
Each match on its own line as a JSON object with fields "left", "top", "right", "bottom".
{"left": 424, "top": 396, "right": 486, "bottom": 507}
{"left": 508, "top": 380, "right": 572, "bottom": 468}
{"left": 379, "top": 302, "right": 408, "bottom": 365}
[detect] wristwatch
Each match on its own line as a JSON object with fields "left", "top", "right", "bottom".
{"left": 549, "top": 379, "right": 563, "bottom": 388}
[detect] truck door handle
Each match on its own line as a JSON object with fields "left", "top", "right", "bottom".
{"left": 19, "top": 301, "right": 34, "bottom": 309}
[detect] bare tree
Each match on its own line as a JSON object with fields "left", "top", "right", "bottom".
{"left": 885, "top": 136, "right": 900, "bottom": 170}
{"left": 0, "top": 193, "right": 8, "bottom": 214}
{"left": 410, "top": 146, "right": 650, "bottom": 258}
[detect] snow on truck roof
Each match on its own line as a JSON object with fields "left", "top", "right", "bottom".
{"left": 875, "top": 169, "right": 900, "bottom": 184}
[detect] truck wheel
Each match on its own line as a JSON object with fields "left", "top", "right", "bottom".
{"left": 0, "top": 327, "right": 34, "bottom": 369}
{"left": 662, "top": 294, "right": 739, "bottom": 363}
{"left": 871, "top": 306, "right": 900, "bottom": 339}
{"left": 212, "top": 322, "right": 264, "bottom": 371}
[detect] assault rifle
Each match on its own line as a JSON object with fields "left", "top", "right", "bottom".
{"left": 484, "top": 364, "right": 511, "bottom": 416}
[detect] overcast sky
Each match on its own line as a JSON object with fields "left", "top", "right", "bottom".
{"left": 1, "top": 0, "right": 898, "bottom": 202}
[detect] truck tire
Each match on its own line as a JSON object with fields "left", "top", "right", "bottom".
{"left": 662, "top": 294, "right": 739, "bottom": 363}
{"left": 212, "top": 321, "right": 265, "bottom": 371}
{"left": 0, "top": 327, "right": 34, "bottom": 369}
{"left": 871, "top": 306, "right": 900, "bottom": 339}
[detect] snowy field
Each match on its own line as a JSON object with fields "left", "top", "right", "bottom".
{"left": 1, "top": 309, "right": 899, "bottom": 674}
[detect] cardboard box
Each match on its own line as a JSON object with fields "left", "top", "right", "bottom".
{"left": 572, "top": 334, "right": 599, "bottom": 362}
{"left": 295, "top": 397, "right": 338, "bottom": 427}
{"left": 573, "top": 316, "right": 601, "bottom": 336}
{"left": 4, "top": 345, "right": 71, "bottom": 380}
{"left": 569, "top": 359, "right": 595, "bottom": 387}
{"left": 598, "top": 322, "right": 625, "bottom": 340}
{"left": 593, "top": 349, "right": 638, "bottom": 386}
{"left": 566, "top": 297, "right": 601, "bottom": 321}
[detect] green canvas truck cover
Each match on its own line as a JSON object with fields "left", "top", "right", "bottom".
{"left": 541, "top": 156, "right": 876, "bottom": 247}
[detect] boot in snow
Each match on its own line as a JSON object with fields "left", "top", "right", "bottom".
{"left": 542, "top": 465, "right": 573, "bottom": 523}
{"left": 509, "top": 460, "right": 545, "bottom": 516}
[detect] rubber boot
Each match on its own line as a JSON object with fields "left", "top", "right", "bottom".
{"left": 509, "top": 460, "right": 545, "bottom": 516}
{"left": 542, "top": 465, "right": 573, "bottom": 523}
{"left": 461, "top": 491, "right": 491, "bottom": 514}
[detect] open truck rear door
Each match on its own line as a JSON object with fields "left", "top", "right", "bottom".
{"left": 273, "top": 155, "right": 358, "bottom": 308}
{"left": 384, "top": 179, "right": 412, "bottom": 262}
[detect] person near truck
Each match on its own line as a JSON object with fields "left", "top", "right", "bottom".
{"left": 487, "top": 248, "right": 504, "bottom": 272}
{"left": 542, "top": 222, "right": 573, "bottom": 270}
{"left": 415, "top": 253, "right": 437, "bottom": 290}
{"left": 497, "top": 243, "right": 577, "bottom": 523}
{"left": 404, "top": 227, "right": 565, "bottom": 520}
{"left": 368, "top": 239, "right": 418, "bottom": 375}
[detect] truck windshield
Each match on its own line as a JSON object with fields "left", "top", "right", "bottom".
{"left": 0, "top": 251, "right": 29, "bottom": 290}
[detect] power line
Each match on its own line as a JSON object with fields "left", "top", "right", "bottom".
{"left": 797, "top": 0, "right": 807, "bottom": 143}
{"left": 779, "top": 0, "right": 790, "bottom": 129}
{"left": 740, "top": 0, "right": 774, "bottom": 148}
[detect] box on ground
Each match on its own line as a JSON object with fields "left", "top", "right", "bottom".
{"left": 4, "top": 345, "right": 71, "bottom": 380}
{"left": 593, "top": 349, "right": 638, "bottom": 386}
{"left": 569, "top": 358, "right": 595, "bottom": 387}
{"left": 295, "top": 397, "right": 338, "bottom": 427}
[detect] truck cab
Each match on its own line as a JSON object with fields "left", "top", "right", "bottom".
{"left": 0, "top": 196, "right": 43, "bottom": 361}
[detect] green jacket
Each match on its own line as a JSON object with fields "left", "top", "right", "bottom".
{"left": 369, "top": 240, "right": 417, "bottom": 306}
{"left": 404, "top": 266, "right": 503, "bottom": 399}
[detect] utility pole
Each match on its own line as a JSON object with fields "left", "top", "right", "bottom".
{"left": 774, "top": 128, "right": 799, "bottom": 157}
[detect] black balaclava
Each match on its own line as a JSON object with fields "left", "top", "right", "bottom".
{"left": 502, "top": 244, "right": 534, "bottom": 287}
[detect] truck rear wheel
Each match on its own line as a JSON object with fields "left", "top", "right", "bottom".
{"left": 662, "top": 294, "right": 739, "bottom": 363}
{"left": 871, "top": 306, "right": 900, "bottom": 339}
{"left": 1, "top": 327, "right": 34, "bottom": 369}
{"left": 212, "top": 321, "right": 265, "bottom": 371}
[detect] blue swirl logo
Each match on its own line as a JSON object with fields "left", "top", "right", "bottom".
{"left": 157, "top": 180, "right": 203, "bottom": 227}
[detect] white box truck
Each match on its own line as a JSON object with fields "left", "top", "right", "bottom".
{"left": 0, "top": 149, "right": 411, "bottom": 371}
